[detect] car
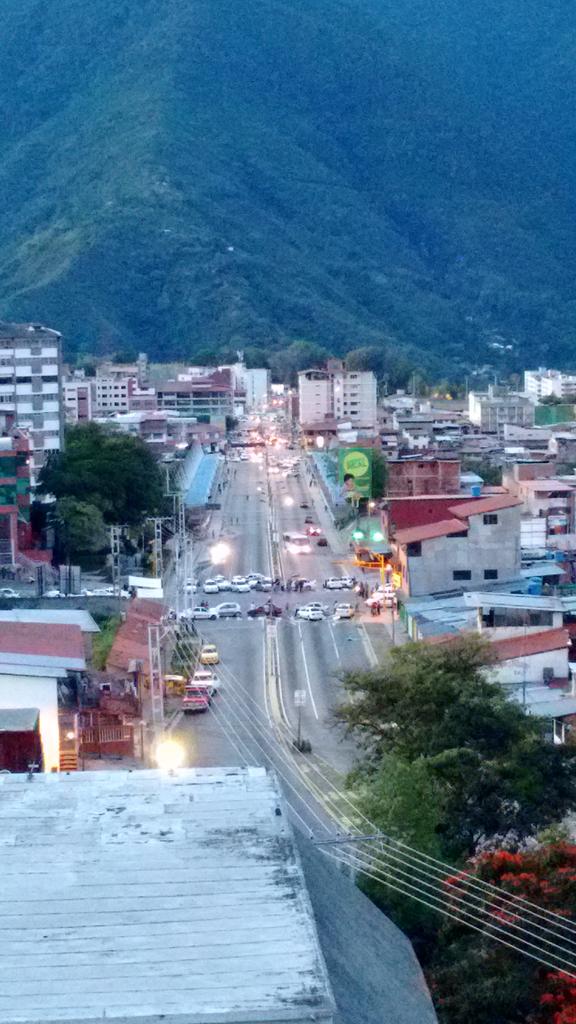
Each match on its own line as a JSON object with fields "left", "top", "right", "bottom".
{"left": 306, "top": 525, "right": 322, "bottom": 537}
{"left": 200, "top": 644, "right": 220, "bottom": 665}
{"left": 299, "top": 501, "right": 310, "bottom": 509}
{"left": 230, "top": 577, "right": 251, "bottom": 593}
{"left": 246, "top": 572, "right": 265, "bottom": 584}
{"left": 182, "top": 685, "right": 211, "bottom": 713}
{"left": 323, "top": 577, "right": 354, "bottom": 590}
{"left": 296, "top": 605, "right": 324, "bottom": 621}
{"left": 247, "top": 603, "right": 283, "bottom": 618}
{"left": 334, "top": 603, "right": 354, "bottom": 619}
{"left": 203, "top": 579, "right": 220, "bottom": 594}
{"left": 0, "top": 588, "right": 19, "bottom": 599}
{"left": 317, "top": 537, "right": 328, "bottom": 547}
{"left": 183, "top": 605, "right": 218, "bottom": 621}
{"left": 304, "top": 516, "right": 314, "bottom": 524}
{"left": 213, "top": 602, "right": 242, "bottom": 619}
{"left": 43, "top": 589, "right": 62, "bottom": 599}
{"left": 254, "top": 577, "right": 273, "bottom": 591}
{"left": 191, "top": 668, "right": 219, "bottom": 696}
{"left": 289, "top": 577, "right": 316, "bottom": 591}
{"left": 216, "top": 578, "right": 233, "bottom": 591}
{"left": 185, "top": 579, "right": 198, "bottom": 593}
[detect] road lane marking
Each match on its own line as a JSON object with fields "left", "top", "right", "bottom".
{"left": 327, "top": 620, "right": 341, "bottom": 662}
{"left": 297, "top": 621, "right": 320, "bottom": 719}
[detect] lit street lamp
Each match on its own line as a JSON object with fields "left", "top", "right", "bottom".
{"left": 210, "top": 541, "right": 232, "bottom": 565}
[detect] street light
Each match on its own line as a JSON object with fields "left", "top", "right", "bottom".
{"left": 283, "top": 495, "right": 295, "bottom": 507}
{"left": 155, "top": 739, "right": 185, "bottom": 771}
{"left": 210, "top": 541, "right": 231, "bottom": 565}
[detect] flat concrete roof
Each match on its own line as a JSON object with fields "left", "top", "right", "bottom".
{"left": 0, "top": 767, "right": 334, "bottom": 1024}
{"left": 0, "top": 610, "right": 100, "bottom": 633}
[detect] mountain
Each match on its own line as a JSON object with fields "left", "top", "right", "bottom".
{"left": 0, "top": 0, "right": 575, "bottom": 371}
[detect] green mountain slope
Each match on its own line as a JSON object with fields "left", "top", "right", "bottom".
{"left": 0, "top": 0, "right": 575, "bottom": 369}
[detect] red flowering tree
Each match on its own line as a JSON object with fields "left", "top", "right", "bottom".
{"left": 429, "top": 844, "right": 576, "bottom": 1024}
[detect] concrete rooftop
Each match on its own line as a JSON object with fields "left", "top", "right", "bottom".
{"left": 0, "top": 767, "right": 334, "bottom": 1024}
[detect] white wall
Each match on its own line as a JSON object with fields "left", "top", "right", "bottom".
{"left": 0, "top": 673, "right": 59, "bottom": 771}
{"left": 491, "top": 647, "right": 568, "bottom": 687}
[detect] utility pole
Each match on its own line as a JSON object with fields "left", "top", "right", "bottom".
{"left": 147, "top": 623, "right": 164, "bottom": 755}
{"left": 110, "top": 525, "right": 123, "bottom": 600}
{"left": 147, "top": 517, "right": 164, "bottom": 580}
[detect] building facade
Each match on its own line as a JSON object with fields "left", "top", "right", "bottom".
{"left": 387, "top": 458, "right": 461, "bottom": 497}
{"left": 157, "top": 369, "right": 234, "bottom": 421}
{"left": 63, "top": 379, "right": 93, "bottom": 423}
{"left": 524, "top": 369, "right": 576, "bottom": 404}
{"left": 0, "top": 322, "right": 63, "bottom": 483}
{"left": 298, "top": 363, "right": 377, "bottom": 430}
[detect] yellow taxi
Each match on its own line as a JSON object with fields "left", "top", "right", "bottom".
{"left": 199, "top": 643, "right": 220, "bottom": 666}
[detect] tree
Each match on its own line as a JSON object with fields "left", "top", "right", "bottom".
{"left": 371, "top": 450, "right": 387, "bottom": 498}
{"left": 345, "top": 345, "right": 386, "bottom": 374}
{"left": 339, "top": 636, "right": 576, "bottom": 858}
{"left": 38, "top": 423, "right": 165, "bottom": 527}
{"left": 428, "top": 843, "right": 576, "bottom": 1024}
{"left": 55, "top": 498, "right": 108, "bottom": 555}
{"left": 269, "top": 340, "right": 330, "bottom": 383}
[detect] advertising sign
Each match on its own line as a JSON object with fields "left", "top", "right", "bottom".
{"left": 338, "top": 447, "right": 373, "bottom": 502}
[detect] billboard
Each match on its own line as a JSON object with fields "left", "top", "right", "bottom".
{"left": 338, "top": 447, "right": 373, "bottom": 502}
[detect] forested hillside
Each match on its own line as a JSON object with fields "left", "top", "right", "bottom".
{"left": 0, "top": 0, "right": 574, "bottom": 370}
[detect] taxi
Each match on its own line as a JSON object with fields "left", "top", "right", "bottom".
{"left": 199, "top": 643, "right": 220, "bottom": 665}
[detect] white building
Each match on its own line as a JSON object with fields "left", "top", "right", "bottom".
{"left": 524, "top": 368, "right": 576, "bottom": 404}
{"left": 468, "top": 386, "right": 534, "bottom": 433}
{"left": 94, "top": 374, "right": 133, "bottom": 414}
{"left": 298, "top": 361, "right": 378, "bottom": 430}
{"left": 0, "top": 322, "right": 63, "bottom": 483}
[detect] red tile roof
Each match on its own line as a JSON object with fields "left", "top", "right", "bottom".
{"left": 449, "top": 494, "right": 522, "bottom": 518}
{"left": 0, "top": 623, "right": 84, "bottom": 660}
{"left": 106, "top": 598, "right": 165, "bottom": 675}
{"left": 490, "top": 628, "right": 569, "bottom": 662}
{"left": 394, "top": 519, "right": 467, "bottom": 544}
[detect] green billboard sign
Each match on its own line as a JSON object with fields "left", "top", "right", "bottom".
{"left": 338, "top": 447, "right": 373, "bottom": 502}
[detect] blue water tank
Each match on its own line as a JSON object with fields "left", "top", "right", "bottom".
{"left": 470, "top": 485, "right": 482, "bottom": 498}
{"left": 528, "top": 579, "right": 543, "bottom": 595}
{"left": 555, "top": 550, "right": 565, "bottom": 562}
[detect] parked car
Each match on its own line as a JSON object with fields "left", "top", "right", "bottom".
{"left": 203, "top": 579, "right": 220, "bottom": 594}
{"left": 255, "top": 578, "right": 273, "bottom": 592}
{"left": 182, "top": 685, "right": 211, "bottom": 713}
{"left": 247, "top": 603, "right": 283, "bottom": 618}
{"left": 216, "top": 578, "right": 233, "bottom": 591}
{"left": 185, "top": 579, "right": 198, "bottom": 593}
{"left": 183, "top": 606, "right": 218, "bottom": 621}
{"left": 296, "top": 605, "right": 324, "bottom": 621}
{"left": 323, "top": 577, "right": 348, "bottom": 590}
{"left": 0, "top": 588, "right": 19, "bottom": 599}
{"left": 231, "top": 576, "right": 251, "bottom": 593}
{"left": 334, "top": 603, "right": 354, "bottom": 619}
{"left": 290, "top": 577, "right": 316, "bottom": 591}
{"left": 213, "top": 602, "right": 242, "bottom": 619}
{"left": 43, "top": 589, "right": 62, "bottom": 599}
{"left": 199, "top": 644, "right": 220, "bottom": 665}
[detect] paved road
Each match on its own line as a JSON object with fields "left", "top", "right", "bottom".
{"left": 171, "top": 451, "right": 385, "bottom": 830}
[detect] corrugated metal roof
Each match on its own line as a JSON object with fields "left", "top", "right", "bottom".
{"left": 0, "top": 767, "right": 334, "bottom": 1024}
{"left": 463, "top": 592, "right": 563, "bottom": 611}
{"left": 0, "top": 707, "right": 38, "bottom": 731}
{"left": 490, "top": 627, "right": 569, "bottom": 661}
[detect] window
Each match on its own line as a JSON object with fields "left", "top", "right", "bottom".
{"left": 453, "top": 570, "right": 472, "bottom": 581}
{"left": 483, "top": 513, "right": 498, "bottom": 525}
{"left": 406, "top": 541, "right": 421, "bottom": 557}
{"left": 484, "top": 569, "right": 498, "bottom": 580}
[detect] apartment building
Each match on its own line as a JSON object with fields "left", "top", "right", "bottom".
{"left": 63, "top": 380, "right": 93, "bottom": 423}
{"left": 156, "top": 368, "right": 234, "bottom": 421}
{"left": 94, "top": 375, "right": 132, "bottom": 414}
{"left": 468, "top": 386, "right": 534, "bottom": 434}
{"left": 524, "top": 368, "right": 576, "bottom": 404}
{"left": 298, "top": 361, "right": 377, "bottom": 430}
{"left": 0, "top": 322, "right": 63, "bottom": 482}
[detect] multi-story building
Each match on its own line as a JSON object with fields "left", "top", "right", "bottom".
{"left": 0, "top": 322, "right": 63, "bottom": 483}
{"left": 97, "top": 353, "right": 148, "bottom": 386}
{"left": 468, "top": 386, "right": 534, "bottom": 434}
{"left": 0, "top": 430, "right": 32, "bottom": 566}
{"left": 387, "top": 457, "right": 461, "bottom": 497}
{"left": 63, "top": 379, "right": 93, "bottom": 423}
{"left": 391, "top": 494, "right": 522, "bottom": 597}
{"left": 524, "top": 368, "right": 576, "bottom": 404}
{"left": 94, "top": 375, "right": 132, "bottom": 414}
{"left": 156, "top": 369, "right": 234, "bottom": 421}
{"left": 298, "top": 361, "right": 377, "bottom": 431}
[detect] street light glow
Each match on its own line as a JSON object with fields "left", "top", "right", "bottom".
{"left": 283, "top": 496, "right": 295, "bottom": 507}
{"left": 155, "top": 739, "right": 185, "bottom": 771}
{"left": 210, "top": 541, "right": 231, "bottom": 565}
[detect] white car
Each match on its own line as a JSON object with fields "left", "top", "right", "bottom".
{"left": 324, "top": 577, "right": 354, "bottom": 590}
{"left": 0, "top": 588, "right": 19, "bottom": 599}
{"left": 203, "top": 579, "right": 220, "bottom": 594}
{"left": 216, "top": 578, "right": 233, "bottom": 591}
{"left": 183, "top": 606, "right": 218, "bottom": 621}
{"left": 185, "top": 579, "right": 198, "bottom": 593}
{"left": 334, "top": 603, "right": 354, "bottom": 619}
{"left": 191, "top": 668, "right": 219, "bottom": 696}
{"left": 297, "top": 605, "right": 324, "bottom": 621}
{"left": 213, "top": 602, "right": 242, "bottom": 619}
{"left": 44, "top": 589, "right": 62, "bottom": 599}
{"left": 231, "top": 576, "right": 251, "bottom": 593}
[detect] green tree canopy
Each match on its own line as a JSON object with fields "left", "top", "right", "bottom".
{"left": 55, "top": 498, "right": 108, "bottom": 555}
{"left": 38, "top": 423, "right": 165, "bottom": 527}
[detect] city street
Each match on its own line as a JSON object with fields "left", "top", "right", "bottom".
{"left": 169, "top": 443, "right": 389, "bottom": 830}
